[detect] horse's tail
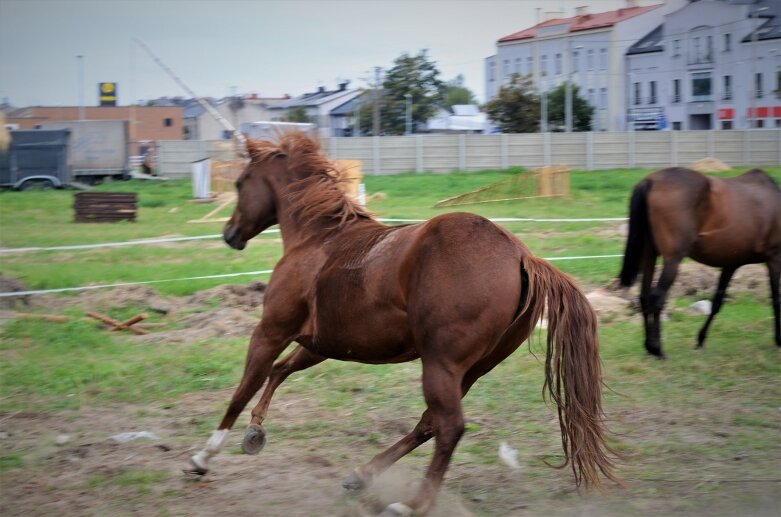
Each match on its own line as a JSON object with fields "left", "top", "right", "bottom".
{"left": 520, "top": 255, "right": 623, "bottom": 491}
{"left": 619, "top": 178, "right": 652, "bottom": 287}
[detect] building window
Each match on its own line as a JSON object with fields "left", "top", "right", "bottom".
{"left": 540, "top": 55, "right": 548, "bottom": 77}
{"left": 526, "top": 56, "right": 533, "bottom": 75}
{"left": 649, "top": 81, "right": 657, "bottom": 104}
{"left": 691, "top": 72, "right": 712, "bottom": 101}
{"left": 586, "top": 49, "right": 594, "bottom": 70}
{"left": 572, "top": 51, "right": 579, "bottom": 73}
{"left": 588, "top": 88, "right": 595, "bottom": 107}
{"left": 776, "top": 119, "right": 781, "bottom": 128}
{"left": 693, "top": 37, "right": 701, "bottom": 62}
{"left": 721, "top": 120, "right": 733, "bottom": 130}
{"left": 555, "top": 53, "right": 562, "bottom": 75}
{"left": 503, "top": 59, "right": 510, "bottom": 78}
{"left": 489, "top": 61, "right": 495, "bottom": 82}
{"left": 672, "top": 39, "right": 680, "bottom": 56}
{"left": 777, "top": 70, "right": 781, "bottom": 98}
{"left": 706, "top": 35, "right": 713, "bottom": 60}
{"left": 599, "top": 87, "right": 607, "bottom": 109}
{"left": 514, "top": 58, "right": 522, "bottom": 75}
{"left": 722, "top": 75, "right": 732, "bottom": 100}
{"left": 672, "top": 79, "right": 681, "bottom": 102}
{"left": 222, "top": 130, "right": 232, "bottom": 139}
{"left": 633, "top": 82, "right": 641, "bottom": 105}
{"left": 755, "top": 72, "right": 763, "bottom": 98}
{"left": 754, "top": 119, "right": 765, "bottom": 128}
{"left": 672, "top": 121, "right": 682, "bottom": 130}
{"left": 723, "top": 33, "right": 731, "bottom": 52}
{"left": 599, "top": 48, "right": 607, "bottom": 70}
{"left": 164, "top": 118, "right": 173, "bottom": 127}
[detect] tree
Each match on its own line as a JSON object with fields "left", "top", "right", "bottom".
{"left": 359, "top": 50, "right": 445, "bottom": 135}
{"left": 443, "top": 74, "right": 477, "bottom": 110}
{"left": 545, "top": 82, "right": 594, "bottom": 131}
{"left": 483, "top": 74, "right": 540, "bottom": 133}
{"left": 286, "top": 106, "right": 311, "bottom": 123}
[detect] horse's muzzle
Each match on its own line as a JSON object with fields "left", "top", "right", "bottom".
{"left": 223, "top": 226, "right": 247, "bottom": 250}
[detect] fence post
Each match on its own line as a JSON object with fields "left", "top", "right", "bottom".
{"left": 373, "top": 136, "right": 380, "bottom": 174}
{"left": 586, "top": 132, "right": 594, "bottom": 170}
{"left": 459, "top": 134, "right": 466, "bottom": 171}
{"left": 671, "top": 130, "right": 678, "bottom": 166}
{"left": 416, "top": 135, "right": 423, "bottom": 173}
{"left": 501, "top": 133, "right": 508, "bottom": 169}
{"left": 544, "top": 132, "right": 551, "bottom": 166}
{"left": 743, "top": 130, "right": 750, "bottom": 166}
{"left": 628, "top": 130, "right": 636, "bottom": 168}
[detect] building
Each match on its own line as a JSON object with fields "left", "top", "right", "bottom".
{"left": 5, "top": 106, "right": 182, "bottom": 154}
{"left": 180, "top": 94, "right": 290, "bottom": 140}
{"left": 626, "top": 0, "right": 781, "bottom": 130}
{"left": 485, "top": 1, "right": 685, "bottom": 131}
{"left": 424, "top": 105, "right": 490, "bottom": 133}
{"left": 268, "top": 82, "right": 362, "bottom": 138}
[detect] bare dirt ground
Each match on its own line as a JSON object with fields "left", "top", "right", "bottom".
{"left": 1, "top": 266, "right": 779, "bottom": 516}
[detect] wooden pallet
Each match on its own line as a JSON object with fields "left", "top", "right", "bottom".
{"left": 74, "top": 192, "right": 137, "bottom": 223}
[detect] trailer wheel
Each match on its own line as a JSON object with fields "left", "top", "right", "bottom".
{"left": 19, "top": 178, "right": 56, "bottom": 191}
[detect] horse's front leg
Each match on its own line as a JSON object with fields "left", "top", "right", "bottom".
{"left": 242, "top": 345, "right": 326, "bottom": 454}
{"left": 188, "top": 323, "right": 293, "bottom": 475}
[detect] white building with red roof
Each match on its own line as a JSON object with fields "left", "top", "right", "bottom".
{"left": 485, "top": 1, "right": 685, "bottom": 131}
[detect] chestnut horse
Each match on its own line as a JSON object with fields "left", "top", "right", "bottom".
{"left": 619, "top": 167, "right": 781, "bottom": 358}
{"left": 189, "top": 132, "right": 620, "bottom": 515}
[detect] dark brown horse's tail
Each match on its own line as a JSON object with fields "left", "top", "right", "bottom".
{"left": 521, "top": 255, "right": 623, "bottom": 491}
{"left": 619, "top": 178, "right": 651, "bottom": 287}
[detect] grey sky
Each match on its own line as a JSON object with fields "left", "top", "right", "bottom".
{"left": 0, "top": 0, "right": 632, "bottom": 107}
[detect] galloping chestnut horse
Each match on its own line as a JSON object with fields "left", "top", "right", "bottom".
{"left": 189, "top": 132, "right": 620, "bottom": 515}
{"left": 619, "top": 167, "right": 781, "bottom": 358}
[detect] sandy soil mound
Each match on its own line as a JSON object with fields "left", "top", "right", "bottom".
{"left": 688, "top": 157, "right": 731, "bottom": 173}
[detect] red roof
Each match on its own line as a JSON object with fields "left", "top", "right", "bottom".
{"left": 497, "top": 4, "right": 662, "bottom": 43}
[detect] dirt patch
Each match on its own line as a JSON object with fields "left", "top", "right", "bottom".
{"left": 688, "top": 157, "right": 731, "bottom": 173}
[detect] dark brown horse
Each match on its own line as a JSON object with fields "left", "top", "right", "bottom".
{"left": 189, "top": 132, "right": 620, "bottom": 515}
{"left": 619, "top": 167, "right": 781, "bottom": 358}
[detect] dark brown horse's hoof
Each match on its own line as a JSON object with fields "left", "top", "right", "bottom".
{"left": 184, "top": 457, "right": 208, "bottom": 476}
{"left": 242, "top": 424, "right": 266, "bottom": 455}
{"left": 342, "top": 470, "right": 367, "bottom": 491}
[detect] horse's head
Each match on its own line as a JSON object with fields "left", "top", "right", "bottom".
{"left": 223, "top": 140, "right": 287, "bottom": 250}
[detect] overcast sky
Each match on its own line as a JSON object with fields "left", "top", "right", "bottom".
{"left": 0, "top": 0, "right": 634, "bottom": 107}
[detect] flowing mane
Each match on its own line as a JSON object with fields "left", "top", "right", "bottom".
{"left": 246, "top": 132, "right": 373, "bottom": 230}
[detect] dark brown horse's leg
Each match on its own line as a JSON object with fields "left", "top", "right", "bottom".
{"left": 696, "top": 266, "right": 736, "bottom": 348}
{"left": 189, "top": 324, "right": 291, "bottom": 474}
{"left": 242, "top": 345, "right": 326, "bottom": 454}
{"left": 646, "top": 256, "right": 683, "bottom": 358}
{"left": 768, "top": 259, "right": 781, "bottom": 347}
{"left": 639, "top": 247, "right": 662, "bottom": 357}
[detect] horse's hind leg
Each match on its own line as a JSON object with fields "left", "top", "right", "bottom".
{"left": 768, "top": 258, "right": 780, "bottom": 347}
{"left": 188, "top": 324, "right": 291, "bottom": 474}
{"left": 696, "top": 266, "right": 736, "bottom": 348}
{"left": 242, "top": 345, "right": 325, "bottom": 454}
{"left": 646, "top": 255, "right": 683, "bottom": 358}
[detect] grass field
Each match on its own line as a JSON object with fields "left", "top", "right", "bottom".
{"left": 1, "top": 165, "right": 779, "bottom": 516}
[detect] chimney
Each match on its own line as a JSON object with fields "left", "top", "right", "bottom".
{"left": 544, "top": 11, "right": 564, "bottom": 22}
{"left": 317, "top": 86, "right": 325, "bottom": 93}
{"left": 576, "top": 6, "right": 588, "bottom": 16}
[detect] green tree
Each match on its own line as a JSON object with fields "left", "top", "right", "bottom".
{"left": 360, "top": 50, "right": 445, "bottom": 135}
{"left": 443, "top": 74, "right": 477, "bottom": 110}
{"left": 483, "top": 74, "right": 540, "bottom": 133}
{"left": 286, "top": 106, "right": 311, "bottom": 123}
{"left": 545, "top": 82, "right": 594, "bottom": 131}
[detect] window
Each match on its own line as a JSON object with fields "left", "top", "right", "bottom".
{"left": 723, "top": 33, "right": 731, "bottom": 52}
{"left": 693, "top": 37, "right": 701, "bottom": 61}
{"left": 514, "top": 58, "right": 522, "bottom": 75}
{"left": 633, "top": 82, "right": 641, "bottom": 105}
{"left": 572, "top": 51, "right": 580, "bottom": 73}
{"left": 649, "top": 81, "right": 657, "bottom": 104}
{"left": 540, "top": 55, "right": 548, "bottom": 77}
{"left": 555, "top": 53, "right": 562, "bottom": 75}
{"left": 503, "top": 59, "right": 510, "bottom": 78}
{"left": 706, "top": 35, "right": 713, "bottom": 60}
{"left": 672, "top": 39, "right": 680, "bottom": 56}
{"left": 489, "top": 61, "right": 495, "bottom": 82}
{"left": 672, "top": 121, "right": 682, "bottom": 130}
{"left": 599, "top": 48, "right": 607, "bottom": 70}
{"left": 776, "top": 119, "right": 781, "bottom": 128}
{"left": 777, "top": 70, "right": 781, "bottom": 98}
{"left": 526, "top": 56, "right": 533, "bottom": 75}
{"left": 722, "top": 75, "right": 732, "bottom": 100}
{"left": 672, "top": 79, "right": 681, "bottom": 102}
{"left": 222, "top": 130, "right": 232, "bottom": 139}
{"left": 599, "top": 87, "right": 607, "bottom": 109}
{"left": 588, "top": 88, "right": 595, "bottom": 106}
{"left": 691, "top": 72, "right": 712, "bottom": 101}
{"left": 721, "top": 120, "right": 733, "bottom": 130}
{"left": 164, "top": 118, "right": 173, "bottom": 127}
{"left": 754, "top": 119, "right": 765, "bottom": 128}
{"left": 586, "top": 49, "right": 594, "bottom": 70}
{"left": 755, "top": 72, "right": 763, "bottom": 98}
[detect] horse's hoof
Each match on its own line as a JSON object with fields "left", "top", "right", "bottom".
{"left": 379, "top": 502, "right": 415, "bottom": 517}
{"left": 184, "top": 456, "right": 208, "bottom": 476}
{"left": 342, "top": 470, "right": 367, "bottom": 491}
{"left": 242, "top": 424, "right": 266, "bottom": 455}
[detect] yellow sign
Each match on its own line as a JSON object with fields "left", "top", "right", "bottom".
{"left": 99, "top": 82, "right": 117, "bottom": 106}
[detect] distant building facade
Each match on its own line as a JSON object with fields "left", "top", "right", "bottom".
{"left": 268, "top": 83, "right": 362, "bottom": 138}
{"left": 626, "top": 0, "right": 781, "bottom": 130}
{"left": 180, "top": 95, "right": 290, "bottom": 140}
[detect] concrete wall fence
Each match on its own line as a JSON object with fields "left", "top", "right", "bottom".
{"left": 157, "top": 130, "right": 781, "bottom": 178}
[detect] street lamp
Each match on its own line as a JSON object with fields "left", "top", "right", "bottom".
{"left": 565, "top": 43, "right": 584, "bottom": 132}
{"left": 405, "top": 93, "right": 412, "bottom": 135}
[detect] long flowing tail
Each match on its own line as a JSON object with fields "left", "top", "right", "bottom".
{"left": 619, "top": 178, "right": 651, "bottom": 287}
{"left": 521, "top": 255, "right": 623, "bottom": 490}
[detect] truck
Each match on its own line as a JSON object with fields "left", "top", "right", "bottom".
{"left": 0, "top": 129, "right": 72, "bottom": 190}
{"left": 39, "top": 120, "right": 129, "bottom": 182}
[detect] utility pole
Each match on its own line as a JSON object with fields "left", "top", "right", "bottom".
{"left": 372, "top": 67, "right": 382, "bottom": 136}
{"left": 405, "top": 93, "right": 412, "bottom": 135}
{"left": 77, "top": 55, "right": 85, "bottom": 120}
